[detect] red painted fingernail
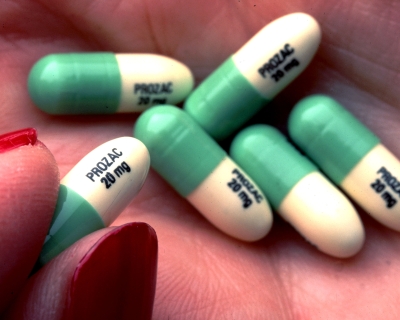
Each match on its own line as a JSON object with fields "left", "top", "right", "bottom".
{"left": 65, "top": 222, "right": 158, "bottom": 320}
{"left": 0, "top": 128, "right": 37, "bottom": 153}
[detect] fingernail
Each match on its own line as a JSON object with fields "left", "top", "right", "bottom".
{"left": 65, "top": 222, "right": 158, "bottom": 320}
{"left": 0, "top": 128, "right": 37, "bottom": 153}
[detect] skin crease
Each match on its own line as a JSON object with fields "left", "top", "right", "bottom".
{"left": 1, "top": 0, "right": 400, "bottom": 318}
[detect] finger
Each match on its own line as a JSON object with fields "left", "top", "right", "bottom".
{"left": 4, "top": 222, "right": 158, "bottom": 320}
{"left": 0, "top": 128, "right": 59, "bottom": 312}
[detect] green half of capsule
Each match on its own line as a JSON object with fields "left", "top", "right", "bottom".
{"left": 28, "top": 53, "right": 122, "bottom": 114}
{"left": 288, "top": 95, "right": 380, "bottom": 184}
{"left": 133, "top": 105, "right": 225, "bottom": 196}
{"left": 38, "top": 185, "right": 105, "bottom": 266}
{"left": 230, "top": 125, "right": 316, "bottom": 208}
{"left": 184, "top": 57, "right": 269, "bottom": 140}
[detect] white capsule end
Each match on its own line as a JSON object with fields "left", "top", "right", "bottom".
{"left": 116, "top": 54, "right": 194, "bottom": 112}
{"left": 342, "top": 144, "right": 400, "bottom": 231}
{"left": 279, "top": 172, "right": 365, "bottom": 258}
{"left": 232, "top": 12, "right": 321, "bottom": 99}
{"left": 61, "top": 137, "right": 150, "bottom": 225}
{"left": 186, "top": 157, "right": 273, "bottom": 241}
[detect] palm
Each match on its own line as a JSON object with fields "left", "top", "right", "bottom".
{"left": 2, "top": 0, "right": 400, "bottom": 318}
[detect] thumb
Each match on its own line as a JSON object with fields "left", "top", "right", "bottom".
{"left": 0, "top": 128, "right": 59, "bottom": 312}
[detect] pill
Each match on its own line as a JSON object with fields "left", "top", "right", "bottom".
{"left": 38, "top": 137, "right": 150, "bottom": 266}
{"left": 184, "top": 12, "right": 321, "bottom": 140}
{"left": 134, "top": 106, "right": 273, "bottom": 241}
{"left": 28, "top": 53, "right": 194, "bottom": 114}
{"left": 230, "top": 125, "right": 364, "bottom": 257}
{"left": 289, "top": 94, "right": 400, "bottom": 231}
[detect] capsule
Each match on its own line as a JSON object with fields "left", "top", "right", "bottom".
{"left": 134, "top": 106, "right": 273, "bottom": 241}
{"left": 289, "top": 95, "right": 400, "bottom": 231}
{"left": 28, "top": 53, "right": 194, "bottom": 114}
{"left": 38, "top": 137, "right": 150, "bottom": 266}
{"left": 184, "top": 12, "right": 321, "bottom": 140}
{"left": 230, "top": 125, "right": 364, "bottom": 257}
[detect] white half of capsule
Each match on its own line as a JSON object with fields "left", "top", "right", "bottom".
{"left": 341, "top": 144, "right": 400, "bottom": 231}
{"left": 279, "top": 172, "right": 365, "bottom": 258}
{"left": 232, "top": 12, "right": 321, "bottom": 99}
{"left": 186, "top": 157, "right": 273, "bottom": 241}
{"left": 61, "top": 137, "right": 150, "bottom": 225}
{"left": 115, "top": 54, "right": 194, "bottom": 112}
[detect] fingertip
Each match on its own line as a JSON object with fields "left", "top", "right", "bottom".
{"left": 0, "top": 132, "right": 59, "bottom": 311}
{"left": 4, "top": 223, "right": 158, "bottom": 320}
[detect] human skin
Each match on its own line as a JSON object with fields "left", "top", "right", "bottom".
{"left": 1, "top": 0, "right": 400, "bottom": 318}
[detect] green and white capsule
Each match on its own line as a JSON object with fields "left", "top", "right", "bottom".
{"left": 184, "top": 12, "right": 321, "bottom": 140}
{"left": 39, "top": 137, "right": 150, "bottom": 266}
{"left": 231, "top": 125, "right": 364, "bottom": 258}
{"left": 134, "top": 106, "right": 273, "bottom": 241}
{"left": 28, "top": 53, "right": 194, "bottom": 114}
{"left": 289, "top": 95, "right": 400, "bottom": 232}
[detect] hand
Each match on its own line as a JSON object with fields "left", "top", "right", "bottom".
{"left": 1, "top": 0, "right": 400, "bottom": 318}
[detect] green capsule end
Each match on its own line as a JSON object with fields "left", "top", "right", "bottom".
{"left": 38, "top": 184, "right": 105, "bottom": 266}
{"left": 184, "top": 57, "right": 269, "bottom": 140}
{"left": 288, "top": 95, "right": 380, "bottom": 184}
{"left": 28, "top": 53, "right": 121, "bottom": 114}
{"left": 134, "top": 105, "right": 226, "bottom": 196}
{"left": 230, "top": 125, "right": 316, "bottom": 208}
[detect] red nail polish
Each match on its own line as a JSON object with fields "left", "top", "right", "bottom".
{"left": 65, "top": 222, "right": 158, "bottom": 320}
{"left": 0, "top": 128, "right": 37, "bottom": 153}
